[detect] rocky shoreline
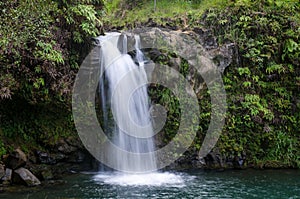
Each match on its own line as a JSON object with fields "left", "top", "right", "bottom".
{"left": 0, "top": 137, "right": 98, "bottom": 192}
{"left": 0, "top": 136, "right": 296, "bottom": 194}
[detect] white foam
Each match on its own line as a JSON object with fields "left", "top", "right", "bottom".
{"left": 94, "top": 172, "right": 186, "bottom": 187}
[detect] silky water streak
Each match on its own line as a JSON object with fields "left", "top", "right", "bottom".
{"left": 97, "top": 33, "right": 156, "bottom": 173}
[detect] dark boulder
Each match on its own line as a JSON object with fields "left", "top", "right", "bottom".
{"left": 35, "top": 151, "right": 57, "bottom": 165}
{"left": 66, "top": 150, "right": 86, "bottom": 163}
{"left": 3, "top": 148, "right": 27, "bottom": 170}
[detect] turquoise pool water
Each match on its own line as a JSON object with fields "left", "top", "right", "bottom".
{"left": 1, "top": 169, "right": 299, "bottom": 199}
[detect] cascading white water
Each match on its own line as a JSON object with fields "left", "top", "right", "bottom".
{"left": 134, "top": 35, "right": 147, "bottom": 67}
{"left": 98, "top": 33, "right": 156, "bottom": 173}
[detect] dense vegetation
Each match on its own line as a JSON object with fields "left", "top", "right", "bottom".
{"left": 0, "top": 0, "right": 299, "bottom": 168}
{"left": 0, "top": 0, "right": 103, "bottom": 155}
{"left": 203, "top": 0, "right": 300, "bottom": 168}
{"left": 106, "top": 0, "right": 300, "bottom": 168}
{"left": 0, "top": 0, "right": 103, "bottom": 102}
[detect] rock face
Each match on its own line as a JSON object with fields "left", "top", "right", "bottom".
{"left": 33, "top": 137, "right": 95, "bottom": 170}
{"left": 120, "top": 28, "right": 236, "bottom": 101}
{"left": 19, "top": 137, "right": 98, "bottom": 185}
{"left": 123, "top": 27, "right": 236, "bottom": 73}
{"left": 116, "top": 28, "right": 237, "bottom": 170}
{"left": 13, "top": 168, "right": 41, "bottom": 186}
{"left": 36, "top": 151, "right": 57, "bottom": 165}
{"left": 192, "top": 27, "right": 238, "bottom": 73}
{"left": 57, "top": 139, "right": 78, "bottom": 154}
{"left": 166, "top": 148, "right": 247, "bottom": 170}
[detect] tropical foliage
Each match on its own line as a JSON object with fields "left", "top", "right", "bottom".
{"left": 0, "top": 0, "right": 299, "bottom": 168}
{"left": 0, "top": 0, "right": 104, "bottom": 156}
{"left": 0, "top": 0, "right": 103, "bottom": 103}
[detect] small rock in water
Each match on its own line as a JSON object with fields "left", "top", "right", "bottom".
{"left": 1, "top": 168, "right": 12, "bottom": 185}
{"left": 13, "top": 168, "right": 41, "bottom": 186}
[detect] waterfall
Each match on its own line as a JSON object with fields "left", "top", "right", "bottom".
{"left": 134, "top": 35, "right": 147, "bottom": 67}
{"left": 97, "top": 33, "right": 157, "bottom": 173}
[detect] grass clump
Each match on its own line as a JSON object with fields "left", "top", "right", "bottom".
{"left": 104, "top": 0, "right": 229, "bottom": 28}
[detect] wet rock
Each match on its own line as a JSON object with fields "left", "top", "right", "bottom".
{"left": 0, "top": 164, "right": 5, "bottom": 179}
{"left": 36, "top": 151, "right": 56, "bottom": 165}
{"left": 25, "top": 164, "right": 55, "bottom": 181}
{"left": 66, "top": 150, "right": 86, "bottom": 163}
{"left": 13, "top": 168, "right": 41, "bottom": 186}
{"left": 232, "top": 153, "right": 246, "bottom": 169}
{"left": 57, "top": 139, "right": 78, "bottom": 154}
{"left": 204, "top": 149, "right": 225, "bottom": 169}
{"left": 52, "top": 153, "right": 66, "bottom": 162}
{"left": 1, "top": 168, "right": 12, "bottom": 185}
{"left": 4, "top": 148, "right": 27, "bottom": 170}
